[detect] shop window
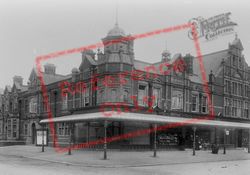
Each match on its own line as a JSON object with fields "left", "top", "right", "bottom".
{"left": 57, "top": 123, "right": 70, "bottom": 136}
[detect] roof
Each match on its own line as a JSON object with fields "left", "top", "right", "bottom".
{"left": 40, "top": 112, "right": 250, "bottom": 129}
{"left": 14, "top": 82, "right": 28, "bottom": 92}
{"left": 193, "top": 49, "right": 228, "bottom": 80}
{"left": 30, "top": 67, "right": 70, "bottom": 85}
{"left": 134, "top": 59, "right": 151, "bottom": 71}
{"left": 107, "top": 23, "right": 126, "bottom": 37}
{"left": 42, "top": 73, "right": 71, "bottom": 85}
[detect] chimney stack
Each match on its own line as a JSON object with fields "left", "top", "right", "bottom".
{"left": 13, "top": 75, "right": 23, "bottom": 86}
{"left": 44, "top": 63, "right": 56, "bottom": 75}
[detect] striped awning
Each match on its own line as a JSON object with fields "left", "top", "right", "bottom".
{"left": 39, "top": 112, "right": 250, "bottom": 129}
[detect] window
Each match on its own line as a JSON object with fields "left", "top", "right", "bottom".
{"left": 72, "top": 94, "right": 76, "bottom": 109}
{"left": 191, "top": 95, "right": 198, "bottom": 112}
{"left": 201, "top": 96, "right": 207, "bottom": 113}
{"left": 238, "top": 83, "right": 243, "bottom": 96}
{"left": 43, "top": 94, "right": 50, "bottom": 112}
{"left": 152, "top": 88, "right": 160, "bottom": 106}
{"left": 237, "top": 100, "right": 243, "bottom": 117}
{"left": 24, "top": 124, "right": 28, "bottom": 135}
{"left": 111, "top": 89, "right": 117, "bottom": 102}
{"left": 138, "top": 85, "right": 147, "bottom": 106}
{"left": 171, "top": 90, "right": 183, "bottom": 109}
{"left": 61, "top": 92, "right": 68, "bottom": 110}
{"left": 224, "top": 98, "right": 231, "bottom": 116}
{"left": 244, "top": 102, "right": 249, "bottom": 118}
{"left": 232, "top": 82, "right": 237, "bottom": 95}
{"left": 29, "top": 97, "right": 37, "bottom": 113}
{"left": 108, "top": 63, "right": 120, "bottom": 72}
{"left": 7, "top": 119, "right": 11, "bottom": 138}
{"left": 0, "top": 121, "right": 2, "bottom": 134}
{"left": 25, "top": 100, "right": 28, "bottom": 114}
{"left": 245, "top": 85, "right": 248, "bottom": 97}
{"left": 81, "top": 87, "right": 90, "bottom": 107}
{"left": 99, "top": 90, "right": 104, "bottom": 103}
{"left": 13, "top": 119, "right": 17, "bottom": 138}
{"left": 123, "top": 90, "right": 129, "bottom": 102}
{"left": 225, "top": 80, "right": 230, "bottom": 93}
{"left": 232, "top": 100, "right": 237, "bottom": 117}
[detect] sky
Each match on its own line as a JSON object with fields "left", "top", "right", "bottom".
{"left": 0, "top": 0, "right": 250, "bottom": 89}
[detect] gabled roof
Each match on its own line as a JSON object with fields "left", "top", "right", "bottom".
{"left": 29, "top": 67, "right": 70, "bottom": 85}
{"left": 5, "top": 85, "right": 11, "bottom": 92}
{"left": 193, "top": 49, "right": 228, "bottom": 80}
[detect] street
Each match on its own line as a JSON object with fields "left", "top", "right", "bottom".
{"left": 0, "top": 152, "right": 250, "bottom": 175}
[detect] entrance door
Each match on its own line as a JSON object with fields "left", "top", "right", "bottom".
{"left": 31, "top": 123, "right": 36, "bottom": 144}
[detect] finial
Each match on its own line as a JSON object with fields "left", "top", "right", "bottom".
{"left": 235, "top": 33, "right": 238, "bottom": 39}
{"left": 115, "top": 3, "right": 118, "bottom": 27}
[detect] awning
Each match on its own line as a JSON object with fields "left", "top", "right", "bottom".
{"left": 39, "top": 112, "right": 250, "bottom": 129}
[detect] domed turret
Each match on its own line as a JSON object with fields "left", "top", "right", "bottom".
{"left": 107, "top": 23, "right": 126, "bottom": 37}
{"left": 162, "top": 48, "right": 171, "bottom": 62}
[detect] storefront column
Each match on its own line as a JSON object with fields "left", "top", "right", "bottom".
{"left": 192, "top": 127, "right": 196, "bottom": 156}
{"left": 68, "top": 123, "right": 74, "bottom": 155}
{"left": 42, "top": 125, "right": 45, "bottom": 152}
{"left": 103, "top": 120, "right": 108, "bottom": 160}
{"left": 87, "top": 122, "right": 89, "bottom": 143}
{"left": 153, "top": 124, "right": 157, "bottom": 158}
{"left": 248, "top": 129, "right": 250, "bottom": 153}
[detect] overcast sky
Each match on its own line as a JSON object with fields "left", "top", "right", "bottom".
{"left": 0, "top": 0, "right": 250, "bottom": 89}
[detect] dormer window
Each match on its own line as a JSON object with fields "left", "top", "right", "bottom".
{"left": 239, "top": 57, "right": 242, "bottom": 68}
{"left": 232, "top": 56, "right": 236, "bottom": 67}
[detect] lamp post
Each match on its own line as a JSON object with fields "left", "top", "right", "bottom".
{"left": 103, "top": 120, "right": 108, "bottom": 160}
{"left": 152, "top": 103, "right": 161, "bottom": 158}
{"left": 192, "top": 127, "right": 196, "bottom": 156}
{"left": 223, "top": 129, "right": 227, "bottom": 155}
{"left": 153, "top": 123, "right": 157, "bottom": 157}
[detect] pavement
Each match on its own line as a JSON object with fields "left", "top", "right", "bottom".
{"left": 0, "top": 145, "right": 250, "bottom": 168}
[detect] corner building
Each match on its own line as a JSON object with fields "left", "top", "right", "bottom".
{"left": 1, "top": 23, "right": 250, "bottom": 150}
